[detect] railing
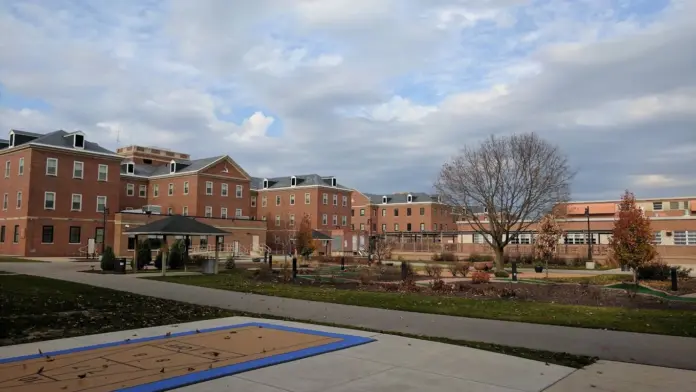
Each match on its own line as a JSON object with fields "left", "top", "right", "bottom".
{"left": 78, "top": 245, "right": 99, "bottom": 259}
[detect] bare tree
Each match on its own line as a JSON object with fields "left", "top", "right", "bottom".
{"left": 435, "top": 133, "right": 574, "bottom": 271}
{"left": 373, "top": 236, "right": 395, "bottom": 264}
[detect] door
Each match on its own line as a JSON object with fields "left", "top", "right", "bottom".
{"left": 232, "top": 240, "right": 240, "bottom": 255}
{"left": 352, "top": 235, "right": 357, "bottom": 252}
{"left": 252, "top": 235, "right": 259, "bottom": 253}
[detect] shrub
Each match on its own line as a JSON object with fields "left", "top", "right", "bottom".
{"left": 100, "top": 246, "right": 116, "bottom": 271}
{"left": 449, "top": 262, "right": 469, "bottom": 277}
{"left": 677, "top": 267, "right": 693, "bottom": 280}
{"left": 135, "top": 241, "right": 151, "bottom": 270}
{"left": 380, "top": 282, "right": 400, "bottom": 292}
{"left": 441, "top": 252, "right": 456, "bottom": 262}
{"left": 473, "top": 262, "right": 487, "bottom": 271}
{"left": 494, "top": 270, "right": 509, "bottom": 278}
{"left": 400, "top": 261, "right": 415, "bottom": 280}
{"left": 225, "top": 255, "right": 236, "bottom": 270}
{"left": 154, "top": 251, "right": 163, "bottom": 270}
{"left": 469, "top": 253, "right": 483, "bottom": 262}
{"left": 431, "top": 279, "right": 452, "bottom": 292}
{"left": 637, "top": 261, "right": 671, "bottom": 281}
{"left": 470, "top": 271, "right": 490, "bottom": 284}
{"left": 359, "top": 268, "right": 376, "bottom": 285}
{"left": 190, "top": 254, "right": 207, "bottom": 266}
{"left": 431, "top": 253, "right": 442, "bottom": 262}
{"left": 167, "top": 240, "right": 186, "bottom": 270}
{"left": 424, "top": 264, "right": 443, "bottom": 278}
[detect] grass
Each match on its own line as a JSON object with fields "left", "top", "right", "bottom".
{"left": 148, "top": 270, "right": 696, "bottom": 337}
{"left": 0, "top": 274, "right": 593, "bottom": 368}
{"left": 540, "top": 274, "right": 631, "bottom": 285}
{"left": 0, "top": 256, "right": 47, "bottom": 263}
{"left": 606, "top": 283, "right": 696, "bottom": 303}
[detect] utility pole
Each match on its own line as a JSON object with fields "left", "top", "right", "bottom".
{"left": 585, "top": 206, "right": 592, "bottom": 261}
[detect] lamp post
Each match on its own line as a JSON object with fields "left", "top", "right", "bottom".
{"left": 584, "top": 206, "right": 592, "bottom": 261}
{"left": 102, "top": 206, "right": 110, "bottom": 254}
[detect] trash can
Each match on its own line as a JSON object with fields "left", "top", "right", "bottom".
{"left": 201, "top": 258, "right": 216, "bottom": 274}
{"left": 114, "top": 258, "right": 127, "bottom": 274}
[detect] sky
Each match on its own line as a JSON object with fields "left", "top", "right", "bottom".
{"left": 0, "top": 0, "right": 695, "bottom": 201}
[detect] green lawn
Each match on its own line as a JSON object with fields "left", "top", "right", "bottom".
{"left": 148, "top": 271, "right": 696, "bottom": 337}
{"left": 0, "top": 256, "right": 47, "bottom": 263}
{"left": 0, "top": 274, "right": 594, "bottom": 368}
{"left": 540, "top": 274, "right": 632, "bottom": 285}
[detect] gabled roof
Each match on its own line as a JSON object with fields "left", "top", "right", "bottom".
{"left": 123, "top": 215, "right": 228, "bottom": 236}
{"left": 120, "top": 155, "right": 230, "bottom": 178}
{"left": 250, "top": 174, "right": 350, "bottom": 190}
{"left": 312, "top": 230, "right": 333, "bottom": 240}
{"left": 3, "top": 129, "right": 119, "bottom": 156}
{"left": 11, "top": 129, "right": 44, "bottom": 138}
{"left": 365, "top": 192, "right": 438, "bottom": 204}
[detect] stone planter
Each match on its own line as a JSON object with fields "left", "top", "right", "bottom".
{"left": 585, "top": 261, "right": 596, "bottom": 270}
{"left": 534, "top": 265, "right": 543, "bottom": 273}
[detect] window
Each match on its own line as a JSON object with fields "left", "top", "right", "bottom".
{"left": 360, "top": 209, "right": 365, "bottom": 216}
{"left": 153, "top": 184, "right": 159, "bottom": 197}
{"left": 433, "top": 223, "right": 437, "bottom": 231}
{"left": 1, "top": 193, "right": 7, "bottom": 210}
{"left": 351, "top": 209, "right": 354, "bottom": 217}
{"left": 126, "top": 184, "right": 135, "bottom": 196}
{"left": 670, "top": 201, "right": 679, "bottom": 210}
{"left": 473, "top": 233, "right": 485, "bottom": 244}
{"left": 653, "top": 232, "right": 662, "bottom": 245}
{"left": 16, "top": 191, "right": 22, "bottom": 209}
{"left": 0, "top": 225, "right": 4, "bottom": 243}
{"left": 18, "top": 158, "right": 24, "bottom": 175}
{"left": 46, "top": 158, "right": 58, "bottom": 176}
{"left": 305, "top": 193, "right": 311, "bottom": 204}
{"left": 221, "top": 208, "right": 228, "bottom": 219}
{"left": 4, "top": 161, "right": 9, "bottom": 178}
{"left": 510, "top": 233, "right": 533, "bottom": 245}
{"left": 69, "top": 227, "right": 81, "bottom": 244}
{"left": 420, "top": 207, "right": 425, "bottom": 216}
{"left": 262, "top": 179, "right": 269, "bottom": 189}
{"left": 183, "top": 206, "right": 189, "bottom": 216}
{"left": 342, "top": 196, "right": 348, "bottom": 207}
{"left": 420, "top": 223, "right": 425, "bottom": 231}
{"left": 394, "top": 208, "right": 399, "bottom": 217}
{"left": 205, "top": 181, "right": 213, "bottom": 195}
{"left": 394, "top": 223, "right": 399, "bottom": 231}
{"left": 8, "top": 133, "right": 14, "bottom": 147}
{"left": 381, "top": 209, "right": 386, "bottom": 217}
{"left": 44, "top": 192, "right": 56, "bottom": 210}
{"left": 341, "top": 216, "right": 347, "bottom": 226}
{"left": 251, "top": 196, "right": 257, "bottom": 207}
{"left": 183, "top": 181, "right": 189, "bottom": 195}
{"left": 674, "top": 231, "right": 696, "bottom": 245}
{"left": 168, "top": 183, "right": 174, "bottom": 196}
{"left": 201, "top": 206, "right": 211, "bottom": 217}
{"left": 360, "top": 223, "right": 365, "bottom": 231}
{"left": 381, "top": 224, "right": 387, "bottom": 232}
{"left": 74, "top": 134, "right": 85, "bottom": 148}
{"left": 331, "top": 177, "right": 337, "bottom": 187}
{"left": 289, "top": 214, "right": 295, "bottom": 227}
{"left": 71, "top": 194, "right": 82, "bottom": 211}
{"left": 332, "top": 215, "right": 338, "bottom": 226}
{"left": 235, "top": 208, "right": 242, "bottom": 217}
{"left": 168, "top": 207, "right": 174, "bottom": 215}
{"left": 125, "top": 163, "right": 134, "bottom": 174}
{"left": 139, "top": 185, "right": 147, "bottom": 198}
{"left": 42, "top": 226, "right": 54, "bottom": 244}
{"left": 236, "top": 185, "right": 243, "bottom": 198}
{"left": 73, "top": 161, "right": 84, "bottom": 179}
{"left": 290, "top": 194, "right": 295, "bottom": 205}
{"left": 13, "top": 225, "right": 19, "bottom": 243}
{"left": 333, "top": 194, "right": 338, "bottom": 206}
{"left": 322, "top": 214, "right": 328, "bottom": 225}
{"left": 406, "top": 223, "right": 412, "bottom": 232}
{"left": 407, "top": 208, "right": 412, "bottom": 216}
{"left": 127, "top": 236, "right": 136, "bottom": 250}
{"left": 262, "top": 196, "right": 267, "bottom": 207}
{"left": 221, "top": 183, "right": 228, "bottom": 197}
{"left": 382, "top": 196, "right": 388, "bottom": 204}
{"left": 653, "top": 201, "right": 663, "bottom": 211}
{"left": 322, "top": 193, "right": 328, "bottom": 205}
{"left": 564, "top": 232, "right": 596, "bottom": 245}
{"left": 97, "top": 164, "right": 108, "bottom": 181}
{"left": 96, "top": 196, "right": 107, "bottom": 213}
{"left": 291, "top": 176, "right": 297, "bottom": 187}
{"left": 275, "top": 215, "right": 281, "bottom": 227}
{"left": 276, "top": 195, "right": 281, "bottom": 206}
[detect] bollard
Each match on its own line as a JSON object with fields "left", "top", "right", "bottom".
{"left": 340, "top": 256, "right": 345, "bottom": 271}
{"left": 268, "top": 254, "right": 273, "bottom": 270}
{"left": 264, "top": 251, "right": 268, "bottom": 264}
{"left": 292, "top": 256, "right": 298, "bottom": 280}
{"left": 671, "top": 266, "right": 678, "bottom": 291}
{"left": 511, "top": 262, "right": 518, "bottom": 282}
{"left": 401, "top": 261, "right": 408, "bottom": 280}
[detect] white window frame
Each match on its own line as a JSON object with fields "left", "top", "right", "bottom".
{"left": 322, "top": 193, "right": 328, "bottom": 205}
{"left": 18, "top": 157, "right": 24, "bottom": 176}
{"left": 72, "top": 161, "right": 84, "bottom": 179}
{"left": 126, "top": 183, "right": 135, "bottom": 197}
{"left": 97, "top": 164, "right": 108, "bottom": 181}
{"left": 360, "top": 223, "right": 365, "bottom": 231}
{"left": 674, "top": 231, "right": 696, "bottom": 246}
{"left": 289, "top": 214, "right": 295, "bottom": 227}
{"left": 653, "top": 201, "right": 663, "bottom": 211}
{"left": 4, "top": 161, "right": 9, "bottom": 178}
{"left": 221, "top": 183, "right": 229, "bottom": 197}
{"left": 16, "top": 191, "right": 22, "bottom": 209}
{"left": 205, "top": 206, "right": 212, "bottom": 217}
{"left": 332, "top": 194, "right": 338, "bottom": 206}
{"left": 182, "top": 206, "right": 188, "bottom": 216}
{"left": 44, "top": 192, "right": 56, "bottom": 210}
{"left": 394, "top": 223, "right": 399, "bottom": 231}
{"left": 342, "top": 195, "right": 347, "bottom": 207}
{"left": 221, "top": 207, "right": 228, "bottom": 219}
{"left": 381, "top": 223, "right": 387, "bottom": 232}
{"left": 183, "top": 181, "right": 189, "bottom": 195}
{"left": 205, "top": 181, "right": 213, "bottom": 195}
{"left": 305, "top": 193, "right": 311, "bottom": 204}
{"left": 290, "top": 194, "right": 295, "bottom": 205}
{"left": 510, "top": 233, "right": 533, "bottom": 245}
{"left": 96, "top": 196, "right": 107, "bottom": 213}
{"left": 2, "top": 193, "right": 7, "bottom": 210}
{"left": 341, "top": 216, "right": 347, "bottom": 226}
{"left": 275, "top": 215, "right": 281, "bottom": 227}
{"left": 168, "top": 183, "right": 174, "bottom": 196}
{"left": 168, "top": 207, "right": 174, "bottom": 215}
{"left": 262, "top": 196, "right": 267, "bottom": 207}
{"left": 153, "top": 184, "right": 159, "bottom": 197}
{"left": 276, "top": 195, "right": 281, "bottom": 206}
{"left": 139, "top": 185, "right": 147, "bottom": 198}
{"left": 332, "top": 214, "right": 338, "bottom": 226}
{"left": 71, "top": 194, "right": 82, "bottom": 211}
{"left": 420, "top": 223, "right": 425, "bottom": 231}
{"left": 236, "top": 185, "right": 243, "bottom": 198}
{"left": 652, "top": 232, "right": 662, "bottom": 245}
{"left": 322, "top": 214, "right": 328, "bottom": 225}
{"left": 251, "top": 196, "right": 257, "bottom": 207}
{"left": 235, "top": 208, "right": 242, "bottom": 217}
{"left": 46, "top": 158, "right": 58, "bottom": 176}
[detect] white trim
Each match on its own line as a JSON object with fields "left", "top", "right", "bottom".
{"left": 170, "top": 160, "right": 176, "bottom": 174}
{"left": 183, "top": 181, "right": 189, "bottom": 195}
{"left": 322, "top": 214, "right": 328, "bottom": 225}
{"left": 305, "top": 192, "right": 311, "bottom": 204}
{"left": 6, "top": 142, "right": 123, "bottom": 159}
{"left": 71, "top": 193, "right": 82, "bottom": 212}
{"left": 382, "top": 195, "right": 388, "bottom": 204}
{"left": 153, "top": 184, "right": 159, "bottom": 197}
{"left": 3, "top": 160, "right": 9, "bottom": 178}
{"left": 8, "top": 130, "right": 15, "bottom": 148}
{"left": 15, "top": 191, "right": 22, "bottom": 209}
{"left": 46, "top": 158, "right": 58, "bottom": 176}
{"left": 126, "top": 183, "right": 135, "bottom": 197}
{"left": 126, "top": 162, "right": 135, "bottom": 174}
{"left": 275, "top": 195, "right": 281, "bottom": 206}
{"left": 254, "top": 184, "right": 351, "bottom": 192}
{"left": 251, "top": 196, "right": 257, "bottom": 207}
{"left": 96, "top": 196, "right": 107, "bottom": 213}
{"left": 221, "top": 207, "right": 228, "bottom": 219}
{"left": 290, "top": 194, "right": 295, "bottom": 205}
{"left": 456, "top": 215, "right": 696, "bottom": 224}
{"left": 17, "top": 157, "right": 24, "bottom": 176}
{"left": 221, "top": 183, "right": 229, "bottom": 197}
{"left": 44, "top": 191, "right": 56, "bottom": 210}
{"left": 332, "top": 194, "right": 338, "bottom": 206}
{"left": 168, "top": 183, "right": 175, "bottom": 196}
{"left": 68, "top": 132, "right": 86, "bottom": 149}
{"left": 263, "top": 178, "right": 269, "bottom": 189}
{"left": 72, "top": 161, "right": 84, "bottom": 179}
{"left": 235, "top": 208, "right": 243, "bottom": 217}
{"left": 1, "top": 193, "right": 7, "bottom": 210}
{"left": 138, "top": 184, "right": 147, "bottom": 198}
{"left": 205, "top": 181, "right": 213, "bottom": 195}
{"left": 406, "top": 193, "right": 413, "bottom": 203}
{"left": 235, "top": 184, "right": 243, "bottom": 198}
{"left": 97, "top": 164, "right": 108, "bottom": 181}
{"left": 205, "top": 206, "right": 212, "bottom": 218}
{"left": 182, "top": 206, "right": 189, "bottom": 216}
{"left": 290, "top": 176, "right": 297, "bottom": 187}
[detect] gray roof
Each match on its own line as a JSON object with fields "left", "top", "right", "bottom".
{"left": 120, "top": 156, "right": 224, "bottom": 178}
{"left": 4, "top": 129, "right": 117, "bottom": 155}
{"left": 364, "top": 192, "right": 439, "bottom": 204}
{"left": 123, "top": 214, "right": 228, "bottom": 235}
{"left": 250, "top": 174, "right": 350, "bottom": 190}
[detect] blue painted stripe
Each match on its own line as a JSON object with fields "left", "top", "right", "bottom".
{"left": 0, "top": 322, "right": 375, "bottom": 392}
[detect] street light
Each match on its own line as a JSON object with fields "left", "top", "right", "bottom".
{"left": 584, "top": 206, "right": 592, "bottom": 261}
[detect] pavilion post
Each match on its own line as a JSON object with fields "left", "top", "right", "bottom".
{"left": 184, "top": 235, "right": 190, "bottom": 272}
{"left": 161, "top": 235, "right": 168, "bottom": 277}
{"left": 133, "top": 235, "right": 139, "bottom": 274}
{"left": 214, "top": 235, "right": 220, "bottom": 274}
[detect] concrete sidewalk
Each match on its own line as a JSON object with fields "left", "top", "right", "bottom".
{"left": 3, "top": 261, "right": 696, "bottom": 370}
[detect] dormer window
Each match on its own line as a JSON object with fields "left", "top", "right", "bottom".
{"left": 74, "top": 134, "right": 85, "bottom": 149}
{"left": 290, "top": 176, "right": 297, "bottom": 187}
{"left": 262, "top": 178, "right": 269, "bottom": 189}
{"left": 170, "top": 160, "right": 176, "bottom": 174}
{"left": 126, "top": 163, "right": 134, "bottom": 174}
{"left": 331, "top": 177, "right": 337, "bottom": 187}
{"left": 382, "top": 196, "right": 388, "bottom": 204}
{"left": 406, "top": 194, "right": 413, "bottom": 203}
{"left": 8, "top": 132, "right": 14, "bottom": 148}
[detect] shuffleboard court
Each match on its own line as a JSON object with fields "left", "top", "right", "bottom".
{"left": 0, "top": 322, "right": 375, "bottom": 392}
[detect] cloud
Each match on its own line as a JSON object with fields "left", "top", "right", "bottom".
{"left": 0, "top": 0, "right": 694, "bottom": 200}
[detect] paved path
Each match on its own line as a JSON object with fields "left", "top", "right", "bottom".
{"left": 3, "top": 261, "right": 696, "bottom": 371}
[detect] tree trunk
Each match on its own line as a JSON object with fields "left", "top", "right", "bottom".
{"left": 633, "top": 268, "right": 638, "bottom": 285}
{"left": 494, "top": 247, "right": 505, "bottom": 271}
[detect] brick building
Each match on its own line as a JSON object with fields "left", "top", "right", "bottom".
{"left": 0, "top": 131, "right": 266, "bottom": 257}
{"left": 250, "top": 175, "right": 353, "bottom": 254}
{"left": 352, "top": 190, "right": 458, "bottom": 232}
